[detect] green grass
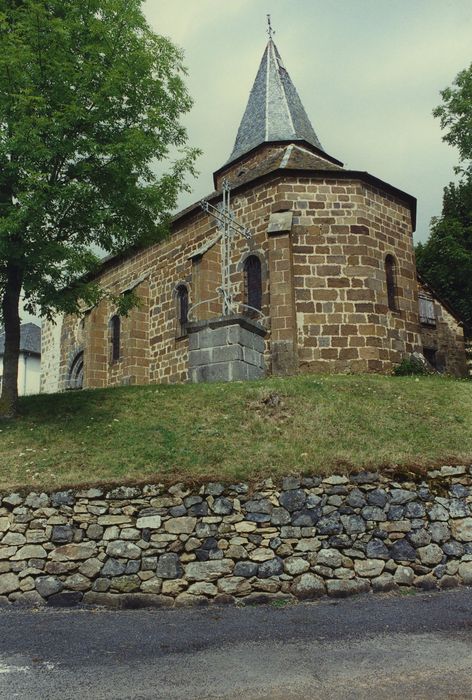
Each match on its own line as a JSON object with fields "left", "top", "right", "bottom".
{"left": 1, "top": 374, "right": 471, "bottom": 491}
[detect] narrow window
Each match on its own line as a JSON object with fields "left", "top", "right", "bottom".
{"left": 244, "top": 255, "right": 262, "bottom": 312}
{"left": 110, "top": 315, "right": 121, "bottom": 362}
{"left": 385, "top": 255, "right": 397, "bottom": 311}
{"left": 176, "top": 285, "right": 189, "bottom": 336}
{"left": 419, "top": 295, "right": 436, "bottom": 326}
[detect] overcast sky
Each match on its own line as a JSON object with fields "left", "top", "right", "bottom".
{"left": 144, "top": 0, "right": 472, "bottom": 244}
{"left": 21, "top": 0, "right": 472, "bottom": 325}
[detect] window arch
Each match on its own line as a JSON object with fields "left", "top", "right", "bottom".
{"left": 67, "top": 351, "right": 84, "bottom": 390}
{"left": 176, "top": 284, "right": 189, "bottom": 337}
{"left": 244, "top": 255, "right": 262, "bottom": 313}
{"left": 385, "top": 255, "right": 397, "bottom": 311}
{"left": 110, "top": 315, "right": 121, "bottom": 362}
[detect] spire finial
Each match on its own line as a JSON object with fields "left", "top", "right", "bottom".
{"left": 266, "top": 14, "right": 275, "bottom": 40}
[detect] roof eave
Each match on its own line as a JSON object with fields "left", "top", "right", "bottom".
{"left": 91, "top": 166, "right": 417, "bottom": 281}
{"left": 213, "top": 139, "right": 344, "bottom": 188}
{"left": 218, "top": 165, "right": 417, "bottom": 232}
{"left": 21, "top": 349, "right": 41, "bottom": 357}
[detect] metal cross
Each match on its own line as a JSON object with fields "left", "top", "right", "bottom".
{"left": 267, "top": 14, "right": 275, "bottom": 40}
{"left": 200, "top": 179, "right": 251, "bottom": 316}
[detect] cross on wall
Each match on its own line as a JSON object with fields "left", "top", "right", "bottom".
{"left": 197, "top": 179, "right": 252, "bottom": 318}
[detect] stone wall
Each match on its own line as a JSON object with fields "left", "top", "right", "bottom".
{"left": 40, "top": 142, "right": 428, "bottom": 392}
{"left": 1, "top": 466, "right": 472, "bottom": 608}
{"left": 419, "top": 294, "right": 468, "bottom": 377}
{"left": 188, "top": 315, "right": 266, "bottom": 383}
{"left": 41, "top": 171, "right": 278, "bottom": 391}
{"left": 466, "top": 340, "right": 472, "bottom": 376}
{"left": 290, "top": 177, "right": 421, "bottom": 373}
{"left": 40, "top": 315, "right": 63, "bottom": 394}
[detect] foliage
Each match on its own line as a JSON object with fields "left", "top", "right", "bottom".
{"left": 416, "top": 63, "right": 472, "bottom": 335}
{"left": 433, "top": 62, "right": 472, "bottom": 176}
{"left": 0, "top": 0, "right": 198, "bottom": 314}
{"left": 416, "top": 176, "right": 472, "bottom": 336}
{"left": 393, "top": 356, "right": 430, "bottom": 377}
{"left": 1, "top": 374, "right": 472, "bottom": 491}
{"left": 0, "top": 0, "right": 199, "bottom": 413}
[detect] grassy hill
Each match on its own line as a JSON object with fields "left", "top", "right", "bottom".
{"left": 1, "top": 374, "right": 471, "bottom": 492}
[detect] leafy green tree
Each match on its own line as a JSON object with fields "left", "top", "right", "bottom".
{"left": 433, "top": 63, "right": 472, "bottom": 176}
{"left": 0, "top": 0, "right": 198, "bottom": 415}
{"left": 416, "top": 176, "right": 472, "bottom": 333}
{"left": 416, "top": 63, "right": 472, "bottom": 336}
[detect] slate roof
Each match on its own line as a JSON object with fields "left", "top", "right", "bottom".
{"left": 228, "top": 39, "right": 326, "bottom": 164}
{"left": 0, "top": 322, "right": 41, "bottom": 356}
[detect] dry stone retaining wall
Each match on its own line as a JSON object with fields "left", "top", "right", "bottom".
{"left": 1, "top": 466, "right": 472, "bottom": 608}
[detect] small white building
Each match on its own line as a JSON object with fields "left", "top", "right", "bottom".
{"left": 0, "top": 322, "right": 41, "bottom": 396}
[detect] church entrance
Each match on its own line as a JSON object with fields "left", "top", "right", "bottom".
{"left": 67, "top": 351, "right": 84, "bottom": 390}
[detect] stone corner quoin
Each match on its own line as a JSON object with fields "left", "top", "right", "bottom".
{"left": 1, "top": 466, "right": 472, "bottom": 608}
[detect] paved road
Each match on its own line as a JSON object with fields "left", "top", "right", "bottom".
{"left": 1, "top": 589, "right": 472, "bottom": 699}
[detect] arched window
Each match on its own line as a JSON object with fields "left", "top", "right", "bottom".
{"left": 244, "top": 255, "right": 262, "bottom": 313}
{"left": 110, "top": 315, "right": 121, "bottom": 362}
{"left": 385, "top": 255, "right": 397, "bottom": 311}
{"left": 68, "top": 351, "right": 84, "bottom": 390}
{"left": 176, "top": 285, "right": 189, "bottom": 337}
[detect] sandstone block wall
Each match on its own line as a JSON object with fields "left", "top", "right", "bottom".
{"left": 41, "top": 172, "right": 278, "bottom": 391}
{"left": 289, "top": 177, "right": 421, "bottom": 373}
{"left": 420, "top": 299, "right": 467, "bottom": 378}
{"left": 41, "top": 143, "right": 467, "bottom": 391}
{"left": 1, "top": 466, "right": 472, "bottom": 608}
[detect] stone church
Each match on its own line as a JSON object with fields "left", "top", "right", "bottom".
{"left": 40, "top": 37, "right": 467, "bottom": 392}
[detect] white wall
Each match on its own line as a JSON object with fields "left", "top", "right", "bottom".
{"left": 0, "top": 353, "right": 41, "bottom": 396}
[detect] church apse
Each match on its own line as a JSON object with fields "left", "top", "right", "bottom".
{"left": 39, "top": 29, "right": 467, "bottom": 391}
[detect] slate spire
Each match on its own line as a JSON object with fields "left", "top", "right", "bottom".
{"left": 228, "top": 39, "right": 324, "bottom": 163}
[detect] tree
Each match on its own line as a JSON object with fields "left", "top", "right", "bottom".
{"left": 416, "top": 176, "right": 472, "bottom": 334}
{"left": 0, "top": 0, "right": 199, "bottom": 416}
{"left": 433, "top": 63, "right": 472, "bottom": 176}
{"left": 416, "top": 63, "right": 472, "bottom": 335}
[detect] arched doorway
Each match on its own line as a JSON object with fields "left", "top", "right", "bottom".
{"left": 67, "top": 351, "right": 84, "bottom": 390}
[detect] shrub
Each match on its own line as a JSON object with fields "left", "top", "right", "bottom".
{"left": 393, "top": 355, "right": 430, "bottom": 376}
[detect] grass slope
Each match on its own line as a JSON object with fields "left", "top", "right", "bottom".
{"left": 0, "top": 374, "right": 471, "bottom": 491}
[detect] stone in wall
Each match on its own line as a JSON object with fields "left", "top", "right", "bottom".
{"left": 1, "top": 466, "right": 472, "bottom": 608}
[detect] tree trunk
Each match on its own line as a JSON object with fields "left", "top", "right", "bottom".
{"left": 0, "top": 264, "right": 23, "bottom": 417}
